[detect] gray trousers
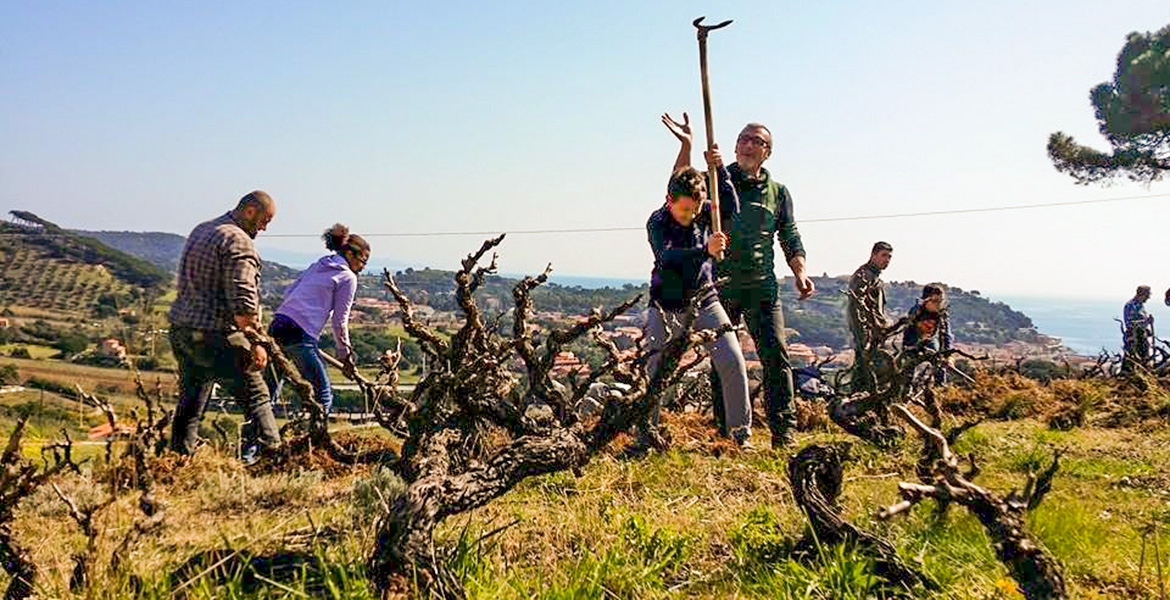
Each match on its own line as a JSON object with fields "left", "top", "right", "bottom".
{"left": 644, "top": 301, "right": 751, "bottom": 438}
{"left": 169, "top": 327, "right": 282, "bottom": 455}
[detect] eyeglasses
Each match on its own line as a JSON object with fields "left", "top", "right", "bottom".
{"left": 737, "top": 134, "right": 770, "bottom": 149}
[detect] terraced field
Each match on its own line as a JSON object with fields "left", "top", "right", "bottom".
{"left": 0, "top": 245, "right": 135, "bottom": 313}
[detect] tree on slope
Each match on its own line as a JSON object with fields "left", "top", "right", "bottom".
{"left": 1048, "top": 24, "right": 1170, "bottom": 184}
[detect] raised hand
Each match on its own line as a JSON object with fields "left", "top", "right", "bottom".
{"left": 661, "top": 112, "right": 692, "bottom": 146}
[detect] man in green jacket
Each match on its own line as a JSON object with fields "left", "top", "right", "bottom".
{"left": 663, "top": 114, "right": 815, "bottom": 448}
{"left": 847, "top": 241, "right": 893, "bottom": 393}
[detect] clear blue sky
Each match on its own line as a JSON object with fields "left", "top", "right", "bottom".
{"left": 3, "top": 1, "right": 1169, "bottom": 299}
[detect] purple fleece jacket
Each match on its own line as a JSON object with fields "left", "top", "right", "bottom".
{"left": 274, "top": 254, "right": 358, "bottom": 359}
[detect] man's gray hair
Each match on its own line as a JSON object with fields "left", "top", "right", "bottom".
{"left": 742, "top": 122, "right": 773, "bottom": 139}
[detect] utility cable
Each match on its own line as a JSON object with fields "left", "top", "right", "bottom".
{"left": 3, "top": 191, "right": 1169, "bottom": 238}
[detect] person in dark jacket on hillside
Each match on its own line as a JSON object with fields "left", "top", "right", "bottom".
{"left": 847, "top": 241, "right": 893, "bottom": 394}
{"left": 901, "top": 283, "right": 954, "bottom": 384}
{"left": 641, "top": 132, "right": 753, "bottom": 448}
{"left": 662, "top": 113, "right": 814, "bottom": 448}
{"left": 902, "top": 284, "right": 952, "bottom": 353}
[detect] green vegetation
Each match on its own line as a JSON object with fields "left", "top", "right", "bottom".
{"left": 3, "top": 213, "right": 169, "bottom": 289}
{"left": 0, "top": 365, "right": 1168, "bottom": 597}
{"left": 781, "top": 275, "right": 1041, "bottom": 348}
{"left": 1, "top": 344, "right": 57, "bottom": 360}
{"left": 0, "top": 217, "right": 168, "bottom": 322}
{"left": 7, "top": 220, "right": 1046, "bottom": 358}
{"left": 366, "top": 266, "right": 646, "bottom": 317}
{"left": 74, "top": 230, "right": 188, "bottom": 272}
{"left": 0, "top": 363, "right": 18, "bottom": 385}
{"left": 3, "top": 416, "right": 1161, "bottom": 598}
{"left": 361, "top": 269, "right": 1042, "bottom": 352}
{"left": 1048, "top": 23, "right": 1170, "bottom": 184}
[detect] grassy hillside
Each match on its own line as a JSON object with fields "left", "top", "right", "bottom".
{"left": 3, "top": 214, "right": 170, "bottom": 290}
{"left": 0, "top": 243, "right": 139, "bottom": 314}
{"left": 75, "top": 229, "right": 304, "bottom": 301}
{"left": 0, "top": 214, "right": 170, "bottom": 321}
{"left": 75, "top": 230, "right": 188, "bottom": 272}
{"left": 0, "top": 372, "right": 1166, "bottom": 598}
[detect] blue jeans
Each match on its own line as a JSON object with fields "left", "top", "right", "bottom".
{"left": 242, "top": 316, "right": 333, "bottom": 461}
{"left": 266, "top": 315, "right": 334, "bottom": 417}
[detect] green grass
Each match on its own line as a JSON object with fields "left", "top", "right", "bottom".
{"left": 1, "top": 407, "right": 1169, "bottom": 598}
{"left": 0, "top": 343, "right": 59, "bottom": 359}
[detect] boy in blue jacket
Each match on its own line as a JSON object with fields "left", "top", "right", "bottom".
{"left": 643, "top": 124, "right": 752, "bottom": 447}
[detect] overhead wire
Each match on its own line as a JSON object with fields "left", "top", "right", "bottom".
{"left": 2, "top": 191, "right": 1169, "bottom": 238}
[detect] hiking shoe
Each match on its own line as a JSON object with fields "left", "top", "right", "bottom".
{"left": 731, "top": 426, "right": 754, "bottom": 449}
{"left": 240, "top": 444, "right": 260, "bottom": 466}
{"left": 619, "top": 438, "right": 653, "bottom": 459}
{"left": 245, "top": 443, "right": 287, "bottom": 468}
{"left": 771, "top": 431, "right": 796, "bottom": 450}
{"left": 735, "top": 438, "right": 758, "bottom": 451}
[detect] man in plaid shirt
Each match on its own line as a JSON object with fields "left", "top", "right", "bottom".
{"left": 169, "top": 191, "right": 282, "bottom": 456}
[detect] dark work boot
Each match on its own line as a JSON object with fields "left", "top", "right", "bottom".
{"left": 771, "top": 428, "right": 796, "bottom": 450}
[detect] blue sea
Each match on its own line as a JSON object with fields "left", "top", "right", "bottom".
{"left": 989, "top": 295, "right": 1170, "bottom": 356}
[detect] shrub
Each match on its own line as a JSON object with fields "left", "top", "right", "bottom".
{"left": 53, "top": 332, "right": 90, "bottom": 356}
{"left": 730, "top": 507, "right": 791, "bottom": 568}
{"left": 1020, "top": 358, "right": 1061, "bottom": 383}
{"left": 9, "top": 346, "right": 31, "bottom": 359}
{"left": 133, "top": 356, "right": 160, "bottom": 371}
{"left": 352, "top": 467, "right": 407, "bottom": 526}
{"left": 0, "top": 363, "right": 18, "bottom": 385}
{"left": 994, "top": 390, "right": 1039, "bottom": 420}
{"left": 0, "top": 401, "right": 75, "bottom": 433}
{"left": 24, "top": 376, "right": 75, "bottom": 396}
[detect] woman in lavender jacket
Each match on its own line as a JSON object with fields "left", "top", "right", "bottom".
{"left": 267, "top": 223, "right": 370, "bottom": 419}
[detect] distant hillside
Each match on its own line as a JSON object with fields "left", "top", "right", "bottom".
{"left": 75, "top": 229, "right": 303, "bottom": 301}
{"left": 779, "top": 276, "right": 1039, "bottom": 349}
{"left": 363, "top": 267, "right": 643, "bottom": 316}
{"left": 362, "top": 268, "right": 1042, "bottom": 351}
{"left": 76, "top": 230, "right": 187, "bottom": 272}
{"left": 11, "top": 220, "right": 1043, "bottom": 351}
{"left": 0, "top": 212, "right": 171, "bottom": 316}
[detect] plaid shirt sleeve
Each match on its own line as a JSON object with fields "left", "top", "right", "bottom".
{"left": 221, "top": 230, "right": 261, "bottom": 320}
{"left": 170, "top": 213, "right": 261, "bottom": 330}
